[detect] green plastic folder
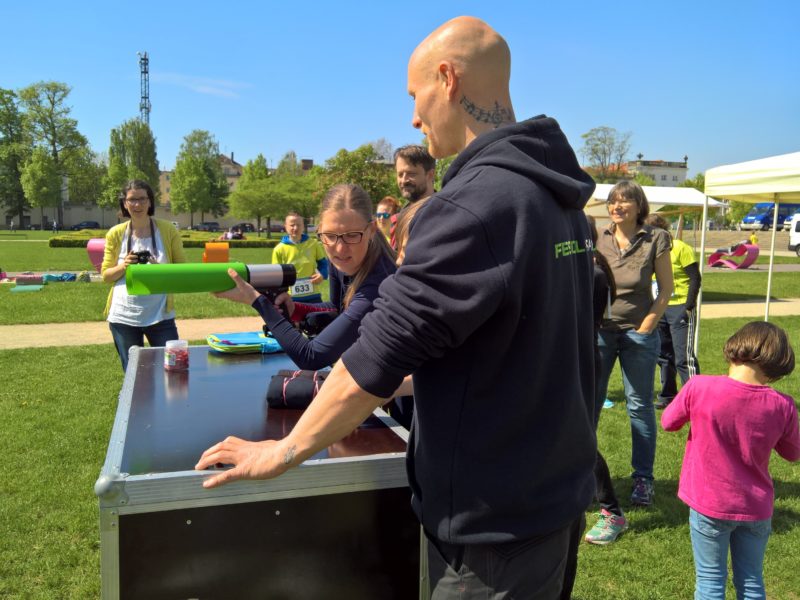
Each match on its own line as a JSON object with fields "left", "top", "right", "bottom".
{"left": 126, "top": 262, "right": 249, "bottom": 295}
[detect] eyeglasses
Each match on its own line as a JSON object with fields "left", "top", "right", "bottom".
{"left": 606, "top": 198, "right": 634, "bottom": 207}
{"left": 375, "top": 212, "right": 391, "bottom": 219}
{"left": 126, "top": 197, "right": 149, "bottom": 204}
{"left": 317, "top": 225, "right": 371, "bottom": 246}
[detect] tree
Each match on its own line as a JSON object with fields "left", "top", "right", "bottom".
{"left": 20, "top": 147, "right": 61, "bottom": 226}
{"left": 633, "top": 172, "right": 655, "bottom": 187}
{"left": 18, "top": 81, "right": 90, "bottom": 225}
{"left": 679, "top": 173, "right": 705, "bottom": 192}
{"left": 103, "top": 118, "right": 160, "bottom": 204}
{"left": 228, "top": 177, "right": 285, "bottom": 234}
{"left": 434, "top": 154, "right": 456, "bottom": 191}
{"left": 170, "top": 156, "right": 211, "bottom": 228}
{"left": 323, "top": 144, "right": 395, "bottom": 204}
{"left": 369, "top": 138, "right": 394, "bottom": 162}
{"left": 274, "top": 150, "right": 303, "bottom": 178}
{"left": 171, "top": 130, "right": 229, "bottom": 221}
{"left": 0, "top": 88, "right": 31, "bottom": 224}
{"left": 580, "top": 126, "right": 631, "bottom": 182}
{"left": 67, "top": 148, "right": 106, "bottom": 206}
{"left": 239, "top": 153, "right": 270, "bottom": 188}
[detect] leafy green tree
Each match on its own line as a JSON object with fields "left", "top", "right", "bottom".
{"left": 171, "top": 129, "right": 229, "bottom": 221}
{"left": 103, "top": 119, "right": 160, "bottom": 205}
{"left": 67, "top": 148, "right": 106, "bottom": 206}
{"left": 580, "top": 126, "right": 631, "bottom": 182}
{"left": 434, "top": 154, "right": 456, "bottom": 191}
{"left": 18, "top": 81, "right": 90, "bottom": 225}
{"left": 680, "top": 173, "right": 705, "bottom": 192}
{"left": 634, "top": 172, "right": 655, "bottom": 187}
{"left": 170, "top": 157, "right": 211, "bottom": 228}
{"left": 239, "top": 153, "right": 271, "bottom": 188}
{"left": 0, "top": 88, "right": 31, "bottom": 225}
{"left": 228, "top": 177, "right": 285, "bottom": 234}
{"left": 20, "top": 147, "right": 61, "bottom": 227}
{"left": 323, "top": 144, "right": 395, "bottom": 204}
{"left": 274, "top": 150, "right": 303, "bottom": 178}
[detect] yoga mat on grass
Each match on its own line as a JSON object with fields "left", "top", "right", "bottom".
{"left": 11, "top": 285, "right": 44, "bottom": 292}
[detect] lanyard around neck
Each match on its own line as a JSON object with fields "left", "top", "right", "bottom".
{"left": 127, "top": 218, "right": 158, "bottom": 255}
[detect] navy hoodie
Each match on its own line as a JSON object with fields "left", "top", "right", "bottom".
{"left": 342, "top": 116, "right": 598, "bottom": 544}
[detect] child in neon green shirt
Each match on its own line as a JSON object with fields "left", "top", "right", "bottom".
{"left": 272, "top": 212, "right": 328, "bottom": 302}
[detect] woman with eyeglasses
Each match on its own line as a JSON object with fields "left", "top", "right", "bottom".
{"left": 101, "top": 179, "right": 187, "bottom": 371}
{"left": 594, "top": 180, "right": 673, "bottom": 510}
{"left": 216, "top": 183, "right": 396, "bottom": 370}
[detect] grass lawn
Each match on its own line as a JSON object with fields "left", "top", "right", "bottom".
{"left": 1, "top": 317, "right": 799, "bottom": 598}
{"left": 0, "top": 240, "right": 797, "bottom": 325}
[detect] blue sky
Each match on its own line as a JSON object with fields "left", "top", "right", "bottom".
{"left": 2, "top": 1, "right": 797, "bottom": 178}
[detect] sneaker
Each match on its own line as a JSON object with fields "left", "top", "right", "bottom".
{"left": 630, "top": 477, "right": 655, "bottom": 506}
{"left": 654, "top": 397, "right": 673, "bottom": 410}
{"left": 584, "top": 509, "right": 629, "bottom": 545}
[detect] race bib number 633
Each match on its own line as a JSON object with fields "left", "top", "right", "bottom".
{"left": 290, "top": 277, "right": 313, "bottom": 296}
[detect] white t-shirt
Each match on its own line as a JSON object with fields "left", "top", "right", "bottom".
{"left": 107, "top": 223, "right": 175, "bottom": 327}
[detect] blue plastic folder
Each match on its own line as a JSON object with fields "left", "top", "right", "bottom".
{"left": 207, "top": 331, "right": 283, "bottom": 354}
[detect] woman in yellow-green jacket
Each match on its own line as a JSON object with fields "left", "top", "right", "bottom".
{"left": 101, "top": 179, "right": 186, "bottom": 370}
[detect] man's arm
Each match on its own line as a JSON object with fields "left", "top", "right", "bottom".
{"left": 195, "top": 360, "right": 384, "bottom": 488}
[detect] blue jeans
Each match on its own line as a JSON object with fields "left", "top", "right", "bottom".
{"left": 597, "top": 328, "right": 660, "bottom": 480}
{"left": 109, "top": 318, "right": 179, "bottom": 371}
{"left": 689, "top": 509, "right": 771, "bottom": 600}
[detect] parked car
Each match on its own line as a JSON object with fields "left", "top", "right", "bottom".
{"left": 192, "top": 222, "right": 221, "bottom": 232}
{"left": 782, "top": 212, "right": 800, "bottom": 232}
{"left": 739, "top": 202, "right": 800, "bottom": 231}
{"left": 232, "top": 222, "right": 256, "bottom": 233}
{"left": 260, "top": 222, "right": 287, "bottom": 234}
{"left": 71, "top": 220, "right": 101, "bottom": 230}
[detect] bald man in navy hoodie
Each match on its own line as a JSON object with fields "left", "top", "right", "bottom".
{"left": 198, "top": 16, "right": 597, "bottom": 598}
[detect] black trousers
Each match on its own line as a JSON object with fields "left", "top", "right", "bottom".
{"left": 657, "top": 304, "right": 700, "bottom": 400}
{"left": 426, "top": 518, "right": 581, "bottom": 599}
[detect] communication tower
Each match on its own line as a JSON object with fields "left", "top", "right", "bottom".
{"left": 137, "top": 51, "right": 151, "bottom": 125}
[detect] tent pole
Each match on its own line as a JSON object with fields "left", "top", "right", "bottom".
{"left": 694, "top": 196, "right": 710, "bottom": 355}
{"left": 765, "top": 194, "right": 779, "bottom": 321}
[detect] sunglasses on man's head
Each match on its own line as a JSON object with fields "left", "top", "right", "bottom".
{"left": 375, "top": 212, "right": 391, "bottom": 219}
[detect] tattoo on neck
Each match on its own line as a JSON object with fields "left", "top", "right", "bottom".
{"left": 283, "top": 445, "right": 297, "bottom": 466}
{"left": 460, "top": 95, "right": 513, "bottom": 128}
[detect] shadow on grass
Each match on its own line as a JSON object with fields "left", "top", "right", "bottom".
{"left": 597, "top": 478, "right": 800, "bottom": 535}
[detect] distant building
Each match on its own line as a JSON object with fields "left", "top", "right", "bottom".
{"left": 626, "top": 157, "right": 688, "bottom": 187}
{"left": 219, "top": 152, "right": 243, "bottom": 191}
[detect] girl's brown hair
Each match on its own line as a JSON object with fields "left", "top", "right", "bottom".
{"left": 319, "top": 184, "right": 395, "bottom": 308}
{"left": 607, "top": 180, "right": 649, "bottom": 226}
{"left": 723, "top": 321, "right": 795, "bottom": 381}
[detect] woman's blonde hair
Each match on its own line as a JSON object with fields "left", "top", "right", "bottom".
{"left": 319, "top": 184, "right": 395, "bottom": 308}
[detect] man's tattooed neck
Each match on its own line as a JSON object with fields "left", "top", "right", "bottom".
{"left": 283, "top": 444, "right": 297, "bottom": 466}
{"left": 460, "top": 95, "right": 513, "bottom": 128}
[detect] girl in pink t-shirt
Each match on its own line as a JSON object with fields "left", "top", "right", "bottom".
{"left": 662, "top": 321, "right": 800, "bottom": 600}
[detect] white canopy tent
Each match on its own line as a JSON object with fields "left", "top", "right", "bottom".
{"left": 704, "top": 151, "right": 800, "bottom": 323}
{"left": 584, "top": 183, "right": 724, "bottom": 218}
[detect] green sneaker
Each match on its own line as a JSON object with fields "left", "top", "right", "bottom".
{"left": 584, "top": 509, "right": 629, "bottom": 545}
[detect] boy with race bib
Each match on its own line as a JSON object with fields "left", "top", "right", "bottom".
{"left": 272, "top": 211, "right": 328, "bottom": 302}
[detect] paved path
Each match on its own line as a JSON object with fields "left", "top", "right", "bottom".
{"left": 2, "top": 300, "right": 800, "bottom": 350}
